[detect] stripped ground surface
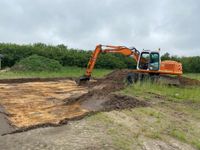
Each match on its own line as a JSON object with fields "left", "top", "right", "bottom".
{"left": 0, "top": 70, "right": 200, "bottom": 150}
{"left": 0, "top": 79, "right": 89, "bottom": 131}
{"left": 0, "top": 70, "right": 147, "bottom": 134}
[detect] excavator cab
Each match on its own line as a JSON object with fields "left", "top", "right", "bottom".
{"left": 138, "top": 51, "right": 160, "bottom": 71}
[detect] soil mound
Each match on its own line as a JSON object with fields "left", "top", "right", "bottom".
{"left": 179, "top": 76, "right": 200, "bottom": 86}
{"left": 102, "top": 94, "right": 147, "bottom": 111}
{"left": 67, "top": 69, "right": 147, "bottom": 112}
{"left": 91, "top": 69, "right": 131, "bottom": 91}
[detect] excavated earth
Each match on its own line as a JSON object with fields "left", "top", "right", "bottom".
{"left": 0, "top": 70, "right": 200, "bottom": 135}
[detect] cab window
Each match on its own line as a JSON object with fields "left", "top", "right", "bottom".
{"left": 149, "top": 53, "right": 159, "bottom": 70}
{"left": 139, "top": 52, "right": 149, "bottom": 70}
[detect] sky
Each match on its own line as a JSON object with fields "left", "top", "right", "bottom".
{"left": 0, "top": 0, "right": 200, "bottom": 56}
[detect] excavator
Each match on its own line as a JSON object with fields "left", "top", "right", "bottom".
{"left": 79, "top": 44, "right": 182, "bottom": 84}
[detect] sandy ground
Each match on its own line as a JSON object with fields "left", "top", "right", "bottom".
{"left": 0, "top": 79, "right": 88, "bottom": 129}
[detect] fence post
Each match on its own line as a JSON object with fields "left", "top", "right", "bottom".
{"left": 0, "top": 54, "right": 4, "bottom": 70}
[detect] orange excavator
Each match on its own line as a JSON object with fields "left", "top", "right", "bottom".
{"left": 79, "top": 44, "right": 182, "bottom": 84}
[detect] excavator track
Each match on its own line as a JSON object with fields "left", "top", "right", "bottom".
{"left": 126, "top": 72, "right": 181, "bottom": 86}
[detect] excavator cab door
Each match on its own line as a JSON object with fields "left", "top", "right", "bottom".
{"left": 138, "top": 51, "right": 160, "bottom": 71}
{"left": 149, "top": 52, "right": 160, "bottom": 71}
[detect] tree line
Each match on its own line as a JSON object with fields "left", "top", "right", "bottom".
{"left": 0, "top": 43, "right": 136, "bottom": 70}
{"left": 0, "top": 43, "right": 199, "bottom": 73}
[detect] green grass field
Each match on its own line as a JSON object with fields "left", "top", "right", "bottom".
{"left": 0, "top": 67, "right": 112, "bottom": 79}
{"left": 123, "top": 81, "right": 200, "bottom": 103}
{"left": 120, "top": 81, "right": 200, "bottom": 149}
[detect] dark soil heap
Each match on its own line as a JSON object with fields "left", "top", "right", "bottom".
{"left": 179, "top": 76, "right": 200, "bottom": 86}
{"left": 67, "top": 69, "right": 148, "bottom": 111}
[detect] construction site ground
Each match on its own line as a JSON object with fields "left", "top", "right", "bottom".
{"left": 0, "top": 70, "right": 200, "bottom": 150}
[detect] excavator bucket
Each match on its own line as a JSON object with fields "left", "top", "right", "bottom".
{"left": 77, "top": 76, "right": 90, "bottom": 85}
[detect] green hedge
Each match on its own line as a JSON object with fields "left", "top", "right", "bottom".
{"left": 0, "top": 43, "right": 136, "bottom": 69}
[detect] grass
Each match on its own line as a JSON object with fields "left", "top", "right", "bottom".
{"left": 184, "top": 73, "right": 200, "bottom": 81}
{"left": 123, "top": 81, "right": 200, "bottom": 103}
{"left": 170, "top": 129, "right": 187, "bottom": 142}
{"left": 121, "top": 81, "right": 200, "bottom": 149}
{"left": 88, "top": 105, "right": 200, "bottom": 149}
{"left": 0, "top": 67, "right": 112, "bottom": 79}
{"left": 87, "top": 112, "right": 140, "bottom": 150}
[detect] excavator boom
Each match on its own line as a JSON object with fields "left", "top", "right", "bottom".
{"left": 79, "top": 45, "right": 140, "bottom": 82}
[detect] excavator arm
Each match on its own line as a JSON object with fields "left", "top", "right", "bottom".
{"left": 79, "top": 45, "right": 140, "bottom": 82}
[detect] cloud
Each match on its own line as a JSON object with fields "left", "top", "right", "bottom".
{"left": 0, "top": 0, "right": 200, "bottom": 56}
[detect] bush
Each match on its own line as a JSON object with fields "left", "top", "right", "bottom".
{"left": 12, "top": 54, "right": 62, "bottom": 71}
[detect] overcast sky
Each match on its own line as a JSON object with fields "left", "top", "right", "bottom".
{"left": 0, "top": 0, "right": 200, "bottom": 56}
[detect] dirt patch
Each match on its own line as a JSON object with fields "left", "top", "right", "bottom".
{"left": 0, "top": 80, "right": 89, "bottom": 132}
{"left": 83, "top": 69, "right": 130, "bottom": 91}
{"left": 0, "top": 77, "right": 74, "bottom": 84}
{"left": 102, "top": 94, "right": 147, "bottom": 110}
